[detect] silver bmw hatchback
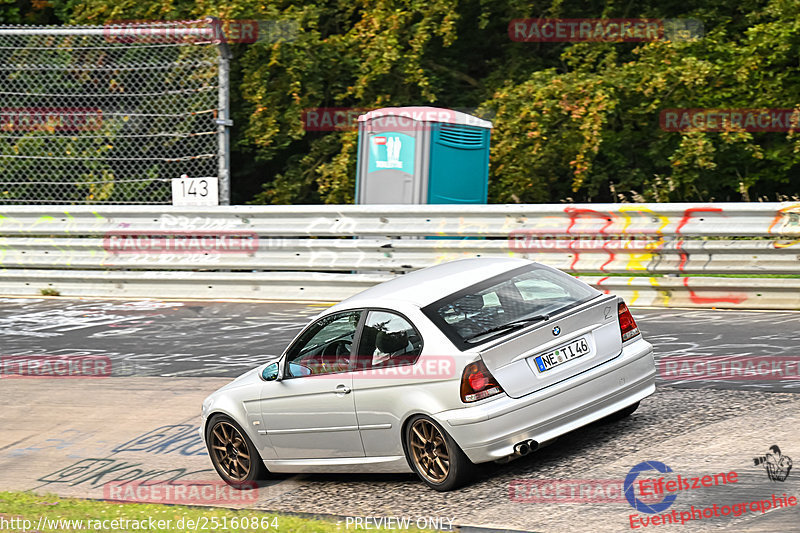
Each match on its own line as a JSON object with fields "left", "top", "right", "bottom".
{"left": 200, "top": 257, "right": 656, "bottom": 491}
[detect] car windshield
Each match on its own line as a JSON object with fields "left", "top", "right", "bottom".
{"left": 422, "top": 264, "right": 599, "bottom": 349}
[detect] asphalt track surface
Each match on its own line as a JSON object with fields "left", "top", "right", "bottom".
{"left": 1, "top": 297, "right": 798, "bottom": 532}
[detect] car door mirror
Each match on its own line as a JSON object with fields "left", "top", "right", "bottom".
{"left": 261, "top": 362, "right": 280, "bottom": 381}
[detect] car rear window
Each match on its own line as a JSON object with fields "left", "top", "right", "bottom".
{"left": 422, "top": 263, "right": 599, "bottom": 350}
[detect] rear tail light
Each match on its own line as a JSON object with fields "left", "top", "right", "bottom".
{"left": 461, "top": 359, "right": 504, "bottom": 403}
{"left": 618, "top": 301, "right": 641, "bottom": 342}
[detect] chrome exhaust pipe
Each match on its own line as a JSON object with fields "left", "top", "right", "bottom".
{"left": 513, "top": 439, "right": 540, "bottom": 456}
{"left": 514, "top": 441, "right": 531, "bottom": 456}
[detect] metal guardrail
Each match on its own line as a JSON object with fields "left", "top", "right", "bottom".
{"left": 0, "top": 203, "right": 799, "bottom": 235}
{"left": 0, "top": 202, "right": 798, "bottom": 308}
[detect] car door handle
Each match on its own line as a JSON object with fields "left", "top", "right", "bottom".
{"left": 335, "top": 384, "right": 351, "bottom": 394}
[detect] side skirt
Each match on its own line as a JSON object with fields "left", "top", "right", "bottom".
{"left": 264, "top": 455, "right": 412, "bottom": 474}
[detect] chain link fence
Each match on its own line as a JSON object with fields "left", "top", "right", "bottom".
{"left": 0, "top": 20, "right": 228, "bottom": 204}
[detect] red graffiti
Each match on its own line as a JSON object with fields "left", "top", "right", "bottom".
{"left": 564, "top": 207, "right": 616, "bottom": 235}
{"left": 675, "top": 239, "right": 688, "bottom": 272}
{"left": 675, "top": 207, "right": 723, "bottom": 235}
{"left": 595, "top": 276, "right": 611, "bottom": 294}
{"left": 564, "top": 208, "right": 617, "bottom": 271}
{"left": 682, "top": 277, "right": 748, "bottom": 304}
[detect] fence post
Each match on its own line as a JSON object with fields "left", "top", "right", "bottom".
{"left": 213, "top": 18, "right": 233, "bottom": 206}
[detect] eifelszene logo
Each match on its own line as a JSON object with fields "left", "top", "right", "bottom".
{"left": 624, "top": 461, "right": 678, "bottom": 514}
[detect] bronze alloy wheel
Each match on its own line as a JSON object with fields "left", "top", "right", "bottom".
{"left": 209, "top": 420, "right": 252, "bottom": 481}
{"left": 409, "top": 418, "right": 451, "bottom": 484}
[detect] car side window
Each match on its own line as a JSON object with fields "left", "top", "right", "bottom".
{"left": 355, "top": 311, "right": 423, "bottom": 370}
{"left": 284, "top": 311, "right": 362, "bottom": 378}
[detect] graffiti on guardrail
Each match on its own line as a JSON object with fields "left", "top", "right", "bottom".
{"left": 0, "top": 204, "right": 798, "bottom": 308}
{"left": 768, "top": 203, "right": 800, "bottom": 236}
{"left": 586, "top": 276, "right": 750, "bottom": 307}
{"left": 1, "top": 203, "right": 798, "bottom": 237}
{"left": 157, "top": 214, "right": 239, "bottom": 231}
{"left": 0, "top": 211, "right": 108, "bottom": 234}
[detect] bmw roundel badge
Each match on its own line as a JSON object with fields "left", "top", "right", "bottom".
{"left": 552, "top": 326, "right": 561, "bottom": 336}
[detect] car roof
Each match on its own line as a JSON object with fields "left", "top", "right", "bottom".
{"left": 330, "top": 257, "right": 534, "bottom": 311}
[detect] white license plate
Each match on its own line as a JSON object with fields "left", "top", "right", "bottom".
{"left": 534, "top": 336, "right": 590, "bottom": 372}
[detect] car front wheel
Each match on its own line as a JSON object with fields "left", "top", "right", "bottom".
{"left": 405, "top": 415, "right": 473, "bottom": 491}
{"left": 206, "top": 415, "right": 267, "bottom": 488}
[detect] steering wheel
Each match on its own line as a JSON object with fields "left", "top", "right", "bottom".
{"left": 336, "top": 340, "right": 352, "bottom": 356}
{"left": 321, "top": 340, "right": 351, "bottom": 371}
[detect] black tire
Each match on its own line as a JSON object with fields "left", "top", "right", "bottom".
{"left": 206, "top": 414, "right": 268, "bottom": 488}
{"left": 404, "top": 415, "right": 474, "bottom": 491}
{"left": 602, "top": 401, "right": 640, "bottom": 423}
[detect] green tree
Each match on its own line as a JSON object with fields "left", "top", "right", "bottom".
{"left": 46, "top": 0, "right": 800, "bottom": 204}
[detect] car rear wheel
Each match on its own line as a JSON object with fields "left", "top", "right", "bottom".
{"left": 405, "top": 415, "right": 473, "bottom": 491}
{"left": 206, "top": 415, "right": 267, "bottom": 488}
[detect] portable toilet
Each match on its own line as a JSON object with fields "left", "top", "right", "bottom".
{"left": 355, "top": 106, "right": 492, "bottom": 204}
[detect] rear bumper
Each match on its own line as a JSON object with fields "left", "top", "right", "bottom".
{"left": 432, "top": 336, "right": 656, "bottom": 464}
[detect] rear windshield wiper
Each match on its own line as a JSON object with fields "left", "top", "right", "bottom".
{"left": 464, "top": 314, "right": 550, "bottom": 343}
